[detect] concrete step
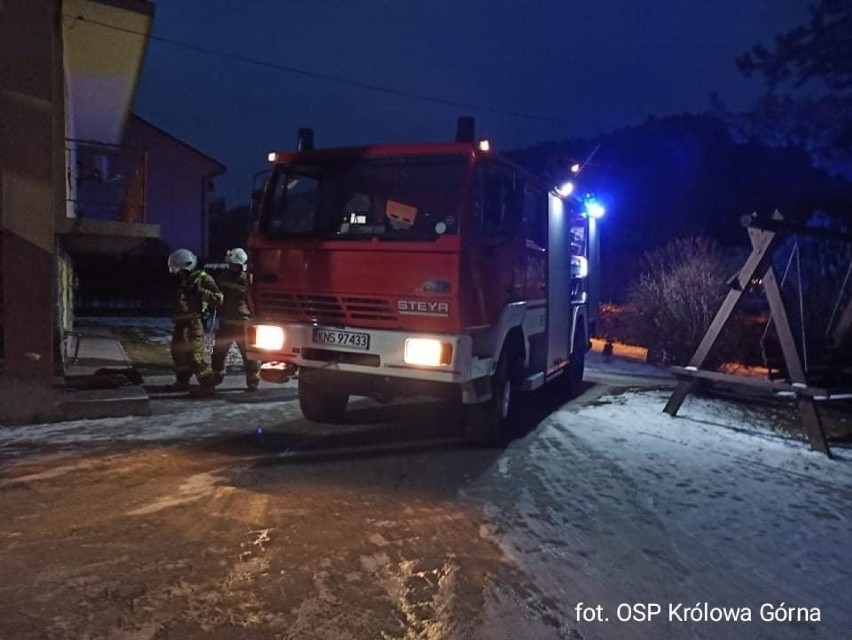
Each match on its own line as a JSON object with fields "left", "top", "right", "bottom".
{"left": 59, "top": 324, "right": 153, "bottom": 421}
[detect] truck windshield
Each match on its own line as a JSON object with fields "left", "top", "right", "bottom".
{"left": 259, "top": 156, "right": 467, "bottom": 241}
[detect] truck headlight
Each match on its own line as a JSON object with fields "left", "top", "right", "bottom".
{"left": 254, "top": 325, "right": 285, "bottom": 351}
{"left": 404, "top": 338, "right": 453, "bottom": 366}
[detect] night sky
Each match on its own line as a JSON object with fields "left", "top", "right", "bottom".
{"left": 133, "top": 0, "right": 810, "bottom": 207}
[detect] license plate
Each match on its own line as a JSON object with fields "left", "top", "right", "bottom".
{"left": 312, "top": 327, "right": 370, "bottom": 350}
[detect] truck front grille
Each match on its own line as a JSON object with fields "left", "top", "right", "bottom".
{"left": 258, "top": 292, "right": 397, "bottom": 325}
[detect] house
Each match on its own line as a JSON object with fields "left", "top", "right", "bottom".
{"left": 71, "top": 115, "right": 226, "bottom": 314}
{"left": 124, "top": 114, "right": 226, "bottom": 259}
{"left": 0, "top": 0, "right": 223, "bottom": 422}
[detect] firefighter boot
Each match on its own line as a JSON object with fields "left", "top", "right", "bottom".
{"left": 189, "top": 374, "right": 217, "bottom": 398}
{"left": 189, "top": 384, "right": 216, "bottom": 399}
{"left": 163, "top": 376, "right": 191, "bottom": 393}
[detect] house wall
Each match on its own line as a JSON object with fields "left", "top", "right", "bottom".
{"left": 122, "top": 117, "right": 224, "bottom": 258}
{"left": 56, "top": 248, "right": 76, "bottom": 353}
{"left": 61, "top": 0, "right": 153, "bottom": 146}
{"left": 69, "top": 142, "right": 148, "bottom": 223}
{"left": 0, "top": 0, "right": 65, "bottom": 382}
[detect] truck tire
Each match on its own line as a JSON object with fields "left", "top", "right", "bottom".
{"left": 298, "top": 370, "right": 349, "bottom": 423}
{"left": 465, "top": 351, "right": 514, "bottom": 447}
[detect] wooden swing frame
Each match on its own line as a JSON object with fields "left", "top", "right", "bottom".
{"left": 663, "top": 213, "right": 852, "bottom": 459}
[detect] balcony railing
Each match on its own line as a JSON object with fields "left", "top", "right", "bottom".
{"left": 65, "top": 139, "right": 147, "bottom": 224}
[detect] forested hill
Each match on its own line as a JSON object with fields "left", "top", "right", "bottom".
{"left": 508, "top": 114, "right": 852, "bottom": 301}
{"left": 509, "top": 113, "right": 852, "bottom": 249}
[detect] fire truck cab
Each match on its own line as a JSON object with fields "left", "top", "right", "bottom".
{"left": 246, "top": 118, "right": 598, "bottom": 445}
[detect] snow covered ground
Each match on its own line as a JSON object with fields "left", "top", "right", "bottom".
{"left": 3, "top": 384, "right": 850, "bottom": 637}
{"left": 464, "top": 387, "right": 852, "bottom": 638}
{"left": 3, "top": 320, "right": 850, "bottom": 637}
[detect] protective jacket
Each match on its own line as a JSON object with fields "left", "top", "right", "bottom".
{"left": 173, "top": 270, "right": 223, "bottom": 322}
{"left": 215, "top": 269, "right": 251, "bottom": 323}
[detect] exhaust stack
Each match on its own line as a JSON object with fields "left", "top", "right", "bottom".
{"left": 297, "top": 128, "right": 314, "bottom": 151}
{"left": 455, "top": 116, "right": 475, "bottom": 143}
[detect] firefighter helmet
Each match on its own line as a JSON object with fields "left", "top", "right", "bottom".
{"left": 225, "top": 247, "right": 248, "bottom": 270}
{"left": 168, "top": 248, "right": 197, "bottom": 274}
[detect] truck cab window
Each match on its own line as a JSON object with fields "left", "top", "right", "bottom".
{"left": 523, "top": 187, "right": 547, "bottom": 248}
{"left": 263, "top": 170, "right": 319, "bottom": 235}
{"left": 259, "top": 157, "right": 465, "bottom": 242}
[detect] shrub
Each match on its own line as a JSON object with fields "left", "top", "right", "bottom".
{"left": 628, "top": 236, "right": 735, "bottom": 365}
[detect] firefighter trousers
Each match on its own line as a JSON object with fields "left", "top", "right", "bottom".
{"left": 211, "top": 321, "right": 260, "bottom": 386}
{"left": 171, "top": 318, "right": 215, "bottom": 386}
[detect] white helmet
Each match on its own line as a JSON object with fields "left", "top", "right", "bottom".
{"left": 168, "top": 248, "right": 197, "bottom": 274}
{"left": 225, "top": 247, "right": 248, "bottom": 270}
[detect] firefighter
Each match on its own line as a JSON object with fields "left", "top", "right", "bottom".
{"left": 212, "top": 247, "right": 260, "bottom": 391}
{"left": 166, "top": 248, "right": 223, "bottom": 396}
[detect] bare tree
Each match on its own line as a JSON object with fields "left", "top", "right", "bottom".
{"left": 735, "top": 0, "right": 852, "bottom": 180}
{"left": 629, "top": 237, "right": 731, "bottom": 365}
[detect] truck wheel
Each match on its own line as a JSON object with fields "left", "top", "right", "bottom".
{"left": 465, "top": 352, "right": 513, "bottom": 447}
{"left": 564, "top": 326, "right": 586, "bottom": 398}
{"left": 298, "top": 370, "right": 349, "bottom": 423}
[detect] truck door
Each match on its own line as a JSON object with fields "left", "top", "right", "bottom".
{"left": 522, "top": 186, "right": 547, "bottom": 301}
{"left": 476, "top": 164, "right": 524, "bottom": 321}
{"left": 546, "top": 193, "right": 572, "bottom": 372}
{"left": 523, "top": 185, "right": 548, "bottom": 373}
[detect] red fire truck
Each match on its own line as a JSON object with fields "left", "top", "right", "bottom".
{"left": 245, "top": 118, "right": 600, "bottom": 445}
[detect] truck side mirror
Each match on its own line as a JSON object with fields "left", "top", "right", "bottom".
{"left": 249, "top": 169, "right": 271, "bottom": 223}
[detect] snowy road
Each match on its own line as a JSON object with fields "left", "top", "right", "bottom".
{"left": 0, "top": 366, "right": 850, "bottom": 639}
